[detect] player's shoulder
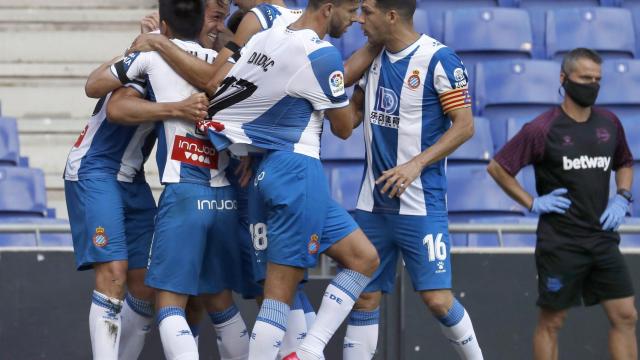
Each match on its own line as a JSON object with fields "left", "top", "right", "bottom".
{"left": 592, "top": 106, "right": 622, "bottom": 125}
{"left": 526, "top": 107, "right": 564, "bottom": 135}
{"left": 295, "top": 30, "right": 341, "bottom": 59}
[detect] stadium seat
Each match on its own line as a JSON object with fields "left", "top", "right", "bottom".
{"left": 449, "top": 117, "right": 494, "bottom": 162}
{"left": 341, "top": 22, "right": 366, "bottom": 58}
{"left": 618, "top": 116, "right": 640, "bottom": 159}
{"left": 323, "top": 161, "right": 364, "bottom": 212}
{"left": 447, "top": 163, "right": 526, "bottom": 216}
{"left": 546, "top": 8, "right": 636, "bottom": 60}
{"left": 465, "top": 216, "right": 538, "bottom": 247}
{"left": 620, "top": 217, "right": 640, "bottom": 247}
{"left": 321, "top": 122, "right": 365, "bottom": 161}
{"left": 475, "top": 60, "right": 562, "bottom": 149}
{"left": 413, "top": 8, "right": 430, "bottom": 36}
{"left": 415, "top": 0, "right": 502, "bottom": 42}
{"left": 0, "top": 217, "right": 72, "bottom": 247}
{"left": 597, "top": 60, "right": 640, "bottom": 120}
{"left": 443, "top": 8, "right": 533, "bottom": 88}
{"left": 0, "top": 117, "right": 20, "bottom": 166}
{"left": 0, "top": 167, "right": 48, "bottom": 217}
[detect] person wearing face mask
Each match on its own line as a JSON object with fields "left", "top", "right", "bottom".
{"left": 487, "top": 47, "right": 637, "bottom": 360}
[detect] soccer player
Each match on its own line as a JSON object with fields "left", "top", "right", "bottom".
{"left": 86, "top": 1, "right": 250, "bottom": 359}
{"left": 202, "top": 1, "right": 380, "bottom": 359}
{"left": 340, "top": 1, "right": 485, "bottom": 359}
{"left": 487, "top": 48, "right": 638, "bottom": 360}
{"left": 66, "top": 17, "right": 210, "bottom": 360}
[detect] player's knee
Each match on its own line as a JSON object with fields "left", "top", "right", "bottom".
{"left": 354, "top": 291, "right": 382, "bottom": 311}
{"left": 611, "top": 306, "right": 638, "bottom": 329}
{"left": 539, "top": 309, "right": 568, "bottom": 332}
{"left": 201, "top": 290, "right": 234, "bottom": 313}
{"left": 95, "top": 262, "right": 128, "bottom": 297}
{"left": 421, "top": 291, "right": 453, "bottom": 318}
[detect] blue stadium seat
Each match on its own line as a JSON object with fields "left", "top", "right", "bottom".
{"left": 546, "top": 8, "right": 636, "bottom": 60}
{"left": 597, "top": 60, "right": 640, "bottom": 119}
{"left": 0, "top": 167, "right": 47, "bottom": 217}
{"left": 0, "top": 217, "right": 72, "bottom": 247}
{"left": 444, "top": 8, "right": 533, "bottom": 88}
{"left": 620, "top": 217, "right": 640, "bottom": 247}
{"left": 0, "top": 117, "right": 20, "bottom": 166}
{"left": 413, "top": 8, "right": 430, "bottom": 36}
{"left": 475, "top": 60, "right": 562, "bottom": 149}
{"left": 450, "top": 117, "right": 494, "bottom": 162}
{"left": 465, "top": 216, "right": 538, "bottom": 247}
{"left": 341, "top": 22, "right": 366, "bottom": 58}
{"left": 415, "top": 0, "right": 502, "bottom": 42}
{"left": 323, "top": 161, "right": 364, "bottom": 212}
{"left": 618, "top": 117, "right": 640, "bottom": 159}
{"left": 321, "top": 122, "right": 365, "bottom": 161}
{"left": 447, "top": 163, "right": 526, "bottom": 216}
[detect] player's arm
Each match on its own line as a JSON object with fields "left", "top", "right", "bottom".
{"left": 344, "top": 42, "right": 381, "bottom": 88}
{"left": 325, "top": 86, "right": 365, "bottom": 137}
{"left": 85, "top": 56, "right": 123, "bottom": 98}
{"left": 487, "top": 160, "right": 534, "bottom": 210}
{"left": 106, "top": 87, "right": 208, "bottom": 125}
{"left": 377, "top": 107, "right": 474, "bottom": 198}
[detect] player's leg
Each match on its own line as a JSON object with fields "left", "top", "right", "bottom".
{"left": 343, "top": 210, "right": 395, "bottom": 360}
{"left": 396, "top": 213, "right": 483, "bottom": 359}
{"left": 602, "top": 297, "right": 638, "bottom": 360}
{"left": 298, "top": 290, "right": 316, "bottom": 330}
{"left": 201, "top": 290, "right": 249, "bottom": 360}
{"left": 66, "top": 178, "right": 129, "bottom": 359}
{"left": 118, "top": 182, "right": 156, "bottom": 359}
{"left": 279, "top": 289, "right": 310, "bottom": 358}
{"left": 185, "top": 297, "right": 205, "bottom": 344}
{"left": 533, "top": 307, "right": 568, "bottom": 360}
{"left": 155, "top": 291, "right": 196, "bottom": 360}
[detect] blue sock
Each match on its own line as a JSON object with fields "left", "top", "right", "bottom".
{"left": 331, "top": 269, "right": 371, "bottom": 301}
{"left": 298, "top": 290, "right": 315, "bottom": 315}
{"left": 348, "top": 308, "right": 380, "bottom": 326}
{"left": 125, "top": 293, "right": 154, "bottom": 318}
{"left": 437, "top": 298, "right": 465, "bottom": 327}
{"left": 249, "top": 299, "right": 290, "bottom": 358}
{"left": 209, "top": 304, "right": 240, "bottom": 325}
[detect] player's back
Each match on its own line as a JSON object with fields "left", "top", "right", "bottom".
{"left": 208, "top": 26, "right": 347, "bottom": 159}
{"left": 119, "top": 39, "right": 229, "bottom": 187}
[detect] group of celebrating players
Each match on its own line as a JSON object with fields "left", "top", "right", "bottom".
{"left": 64, "top": 0, "right": 492, "bottom": 359}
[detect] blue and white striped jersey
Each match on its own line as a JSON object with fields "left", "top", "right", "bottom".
{"left": 205, "top": 26, "right": 348, "bottom": 159}
{"left": 356, "top": 35, "right": 472, "bottom": 216}
{"left": 250, "top": 3, "right": 303, "bottom": 31}
{"left": 64, "top": 90, "right": 156, "bottom": 183}
{"left": 112, "top": 39, "right": 229, "bottom": 187}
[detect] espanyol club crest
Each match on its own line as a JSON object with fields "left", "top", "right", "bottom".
{"left": 407, "top": 70, "right": 421, "bottom": 90}
{"left": 93, "top": 226, "right": 109, "bottom": 248}
{"left": 308, "top": 234, "right": 320, "bottom": 255}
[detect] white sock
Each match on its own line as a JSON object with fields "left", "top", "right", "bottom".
{"left": 118, "top": 293, "right": 153, "bottom": 360}
{"left": 279, "top": 292, "right": 307, "bottom": 358}
{"left": 249, "top": 299, "right": 289, "bottom": 360}
{"left": 209, "top": 305, "right": 250, "bottom": 360}
{"left": 438, "top": 299, "right": 483, "bottom": 360}
{"left": 299, "top": 290, "right": 317, "bottom": 329}
{"left": 343, "top": 308, "right": 379, "bottom": 360}
{"left": 90, "top": 290, "right": 124, "bottom": 360}
{"left": 189, "top": 323, "right": 200, "bottom": 346}
{"left": 157, "top": 307, "right": 199, "bottom": 360}
{"left": 297, "top": 269, "right": 371, "bottom": 360}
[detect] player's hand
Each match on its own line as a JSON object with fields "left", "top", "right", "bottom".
{"left": 376, "top": 159, "right": 423, "bottom": 198}
{"left": 127, "top": 33, "right": 165, "bottom": 55}
{"left": 176, "top": 93, "right": 209, "bottom": 123}
{"left": 600, "top": 194, "right": 629, "bottom": 231}
{"left": 140, "top": 12, "right": 159, "bottom": 34}
{"left": 530, "top": 188, "right": 572, "bottom": 215}
{"left": 235, "top": 156, "right": 253, "bottom": 188}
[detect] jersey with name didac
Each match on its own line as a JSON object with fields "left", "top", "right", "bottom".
{"left": 64, "top": 89, "right": 156, "bottom": 183}
{"left": 250, "top": 3, "right": 303, "bottom": 31}
{"left": 206, "top": 26, "right": 348, "bottom": 159}
{"left": 494, "top": 107, "right": 633, "bottom": 238}
{"left": 112, "top": 39, "right": 229, "bottom": 187}
{"left": 356, "top": 35, "right": 472, "bottom": 216}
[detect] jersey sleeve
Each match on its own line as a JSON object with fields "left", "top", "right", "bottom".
{"left": 493, "top": 121, "right": 547, "bottom": 177}
{"left": 431, "top": 47, "right": 472, "bottom": 114}
{"left": 612, "top": 115, "right": 634, "bottom": 170}
{"left": 110, "top": 51, "right": 149, "bottom": 93}
{"left": 288, "top": 45, "right": 349, "bottom": 111}
{"left": 250, "top": 3, "right": 280, "bottom": 30}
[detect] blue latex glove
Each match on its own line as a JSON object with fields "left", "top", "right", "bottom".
{"left": 531, "top": 188, "right": 572, "bottom": 214}
{"left": 600, "top": 194, "right": 629, "bottom": 231}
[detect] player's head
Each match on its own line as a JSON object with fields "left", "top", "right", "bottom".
{"left": 560, "top": 48, "right": 602, "bottom": 108}
{"left": 233, "top": 0, "right": 258, "bottom": 12}
{"left": 308, "top": 0, "right": 360, "bottom": 38}
{"left": 159, "top": 0, "right": 205, "bottom": 41}
{"left": 360, "top": 0, "right": 416, "bottom": 46}
{"left": 199, "top": 0, "right": 231, "bottom": 49}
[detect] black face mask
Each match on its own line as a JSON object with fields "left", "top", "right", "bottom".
{"left": 562, "top": 77, "right": 600, "bottom": 108}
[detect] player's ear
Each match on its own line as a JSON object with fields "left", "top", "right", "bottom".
{"left": 387, "top": 9, "right": 398, "bottom": 25}
{"left": 322, "top": 3, "right": 334, "bottom": 18}
{"left": 160, "top": 20, "right": 170, "bottom": 37}
{"left": 560, "top": 71, "right": 567, "bottom": 85}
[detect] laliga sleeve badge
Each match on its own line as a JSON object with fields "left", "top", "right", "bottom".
{"left": 93, "top": 226, "right": 109, "bottom": 248}
{"left": 407, "top": 70, "right": 421, "bottom": 90}
{"left": 308, "top": 234, "right": 320, "bottom": 255}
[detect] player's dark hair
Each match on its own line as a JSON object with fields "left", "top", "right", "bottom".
{"left": 159, "top": 0, "right": 205, "bottom": 40}
{"left": 373, "top": 0, "right": 416, "bottom": 20}
{"left": 307, "top": 0, "right": 355, "bottom": 10}
{"left": 561, "top": 48, "right": 603, "bottom": 75}
{"left": 227, "top": 9, "right": 246, "bottom": 34}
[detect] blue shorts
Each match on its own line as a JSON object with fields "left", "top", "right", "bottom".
{"left": 64, "top": 178, "right": 156, "bottom": 271}
{"left": 355, "top": 210, "right": 452, "bottom": 293}
{"left": 145, "top": 183, "right": 242, "bottom": 296}
{"left": 250, "top": 151, "right": 358, "bottom": 270}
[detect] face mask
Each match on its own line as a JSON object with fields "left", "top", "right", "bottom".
{"left": 562, "top": 77, "right": 600, "bottom": 108}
